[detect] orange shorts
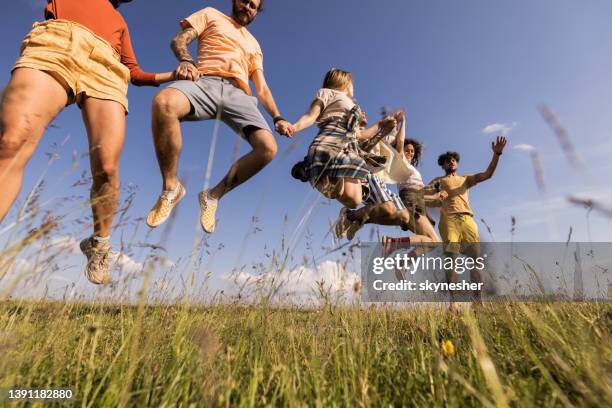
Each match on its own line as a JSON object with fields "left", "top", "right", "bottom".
{"left": 13, "top": 19, "right": 130, "bottom": 112}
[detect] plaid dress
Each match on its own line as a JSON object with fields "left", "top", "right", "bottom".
{"left": 306, "top": 120, "right": 370, "bottom": 183}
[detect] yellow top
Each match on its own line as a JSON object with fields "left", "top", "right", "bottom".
{"left": 433, "top": 174, "right": 476, "bottom": 216}
{"left": 182, "top": 7, "right": 263, "bottom": 95}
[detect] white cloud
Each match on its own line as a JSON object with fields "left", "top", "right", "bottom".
{"left": 112, "top": 252, "right": 144, "bottom": 274}
{"left": 8, "top": 258, "right": 43, "bottom": 275}
{"left": 482, "top": 122, "right": 517, "bottom": 135}
{"left": 482, "top": 186, "right": 612, "bottom": 234}
{"left": 50, "top": 236, "right": 81, "bottom": 253}
{"left": 224, "top": 260, "right": 361, "bottom": 304}
{"left": 513, "top": 143, "right": 535, "bottom": 151}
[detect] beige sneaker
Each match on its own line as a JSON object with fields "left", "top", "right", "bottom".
{"left": 146, "top": 183, "right": 186, "bottom": 228}
{"left": 198, "top": 190, "right": 218, "bottom": 233}
{"left": 80, "top": 237, "right": 112, "bottom": 285}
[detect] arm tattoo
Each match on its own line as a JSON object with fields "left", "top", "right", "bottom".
{"left": 170, "top": 28, "right": 198, "bottom": 63}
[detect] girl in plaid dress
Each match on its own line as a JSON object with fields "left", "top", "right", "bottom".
{"left": 290, "top": 68, "right": 397, "bottom": 208}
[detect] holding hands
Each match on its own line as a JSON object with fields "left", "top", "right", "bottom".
{"left": 275, "top": 119, "right": 295, "bottom": 138}
{"left": 378, "top": 116, "right": 398, "bottom": 135}
{"left": 174, "top": 61, "right": 200, "bottom": 81}
{"left": 394, "top": 109, "right": 406, "bottom": 124}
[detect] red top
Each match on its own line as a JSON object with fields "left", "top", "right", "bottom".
{"left": 45, "top": 0, "right": 157, "bottom": 86}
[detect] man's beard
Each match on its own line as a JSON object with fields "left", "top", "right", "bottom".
{"left": 232, "top": 3, "right": 256, "bottom": 26}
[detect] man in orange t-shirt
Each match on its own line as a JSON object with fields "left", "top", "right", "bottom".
{"left": 146, "top": 0, "right": 294, "bottom": 234}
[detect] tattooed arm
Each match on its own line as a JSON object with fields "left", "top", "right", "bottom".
{"left": 170, "top": 27, "right": 200, "bottom": 81}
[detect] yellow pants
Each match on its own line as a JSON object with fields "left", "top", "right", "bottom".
{"left": 439, "top": 213, "right": 480, "bottom": 256}
{"left": 13, "top": 19, "right": 130, "bottom": 112}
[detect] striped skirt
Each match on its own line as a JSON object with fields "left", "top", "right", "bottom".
{"left": 306, "top": 121, "right": 370, "bottom": 183}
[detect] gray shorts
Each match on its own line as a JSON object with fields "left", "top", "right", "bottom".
{"left": 167, "top": 76, "right": 271, "bottom": 139}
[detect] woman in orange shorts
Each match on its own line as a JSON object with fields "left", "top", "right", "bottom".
{"left": 0, "top": 0, "right": 175, "bottom": 284}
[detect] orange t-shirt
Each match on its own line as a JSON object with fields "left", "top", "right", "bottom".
{"left": 45, "top": 0, "right": 156, "bottom": 86}
{"left": 181, "top": 7, "right": 264, "bottom": 95}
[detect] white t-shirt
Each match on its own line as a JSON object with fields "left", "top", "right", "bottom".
{"left": 398, "top": 163, "right": 424, "bottom": 190}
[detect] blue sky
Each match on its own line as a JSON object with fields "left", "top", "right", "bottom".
{"left": 2, "top": 0, "right": 612, "bottom": 299}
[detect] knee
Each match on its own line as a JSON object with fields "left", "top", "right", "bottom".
{"left": 0, "top": 129, "right": 29, "bottom": 162}
{"left": 381, "top": 202, "right": 397, "bottom": 218}
{"left": 399, "top": 209, "right": 411, "bottom": 224}
{"left": 92, "top": 162, "right": 120, "bottom": 188}
{"left": 152, "top": 90, "right": 183, "bottom": 119}
{"left": 344, "top": 196, "right": 361, "bottom": 209}
{"left": 255, "top": 136, "right": 277, "bottom": 164}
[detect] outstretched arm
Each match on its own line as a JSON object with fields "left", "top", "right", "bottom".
{"left": 358, "top": 116, "right": 397, "bottom": 141}
{"left": 394, "top": 111, "right": 406, "bottom": 153}
{"left": 292, "top": 100, "right": 323, "bottom": 134}
{"left": 251, "top": 70, "right": 293, "bottom": 137}
{"left": 120, "top": 26, "right": 175, "bottom": 86}
{"left": 473, "top": 136, "right": 507, "bottom": 183}
{"left": 170, "top": 27, "right": 200, "bottom": 81}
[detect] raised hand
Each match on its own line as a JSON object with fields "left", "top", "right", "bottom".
{"left": 492, "top": 136, "right": 507, "bottom": 155}
{"left": 174, "top": 61, "right": 200, "bottom": 81}
{"left": 378, "top": 116, "right": 398, "bottom": 135}
{"left": 394, "top": 109, "right": 406, "bottom": 123}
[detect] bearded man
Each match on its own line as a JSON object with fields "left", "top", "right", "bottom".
{"left": 146, "top": 0, "right": 294, "bottom": 233}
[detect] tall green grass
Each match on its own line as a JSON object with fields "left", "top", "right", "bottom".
{"left": 0, "top": 300, "right": 610, "bottom": 407}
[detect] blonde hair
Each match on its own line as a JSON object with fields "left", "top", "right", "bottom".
{"left": 322, "top": 68, "right": 353, "bottom": 91}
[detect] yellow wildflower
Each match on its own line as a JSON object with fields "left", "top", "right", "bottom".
{"left": 441, "top": 339, "right": 455, "bottom": 358}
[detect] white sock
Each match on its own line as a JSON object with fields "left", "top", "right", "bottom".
{"left": 92, "top": 235, "right": 110, "bottom": 245}
{"left": 206, "top": 191, "right": 218, "bottom": 203}
{"left": 164, "top": 183, "right": 181, "bottom": 200}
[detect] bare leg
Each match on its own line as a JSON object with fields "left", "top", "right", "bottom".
{"left": 0, "top": 68, "right": 68, "bottom": 222}
{"left": 209, "top": 127, "right": 277, "bottom": 200}
{"left": 411, "top": 213, "right": 440, "bottom": 243}
{"left": 151, "top": 89, "right": 192, "bottom": 191}
{"left": 350, "top": 202, "right": 408, "bottom": 227}
{"left": 335, "top": 178, "right": 362, "bottom": 209}
{"left": 314, "top": 176, "right": 362, "bottom": 209}
{"left": 81, "top": 97, "right": 126, "bottom": 239}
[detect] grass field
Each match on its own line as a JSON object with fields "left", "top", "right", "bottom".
{"left": 0, "top": 115, "right": 610, "bottom": 407}
{"left": 0, "top": 300, "right": 610, "bottom": 407}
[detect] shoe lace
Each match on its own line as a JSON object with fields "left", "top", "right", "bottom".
{"left": 159, "top": 191, "right": 172, "bottom": 203}
{"left": 91, "top": 245, "right": 111, "bottom": 272}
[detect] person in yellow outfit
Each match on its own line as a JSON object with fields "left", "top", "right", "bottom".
{"left": 431, "top": 136, "right": 507, "bottom": 308}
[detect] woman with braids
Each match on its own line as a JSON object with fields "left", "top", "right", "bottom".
{"left": 290, "top": 68, "right": 397, "bottom": 209}
{"left": 0, "top": 0, "right": 175, "bottom": 284}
